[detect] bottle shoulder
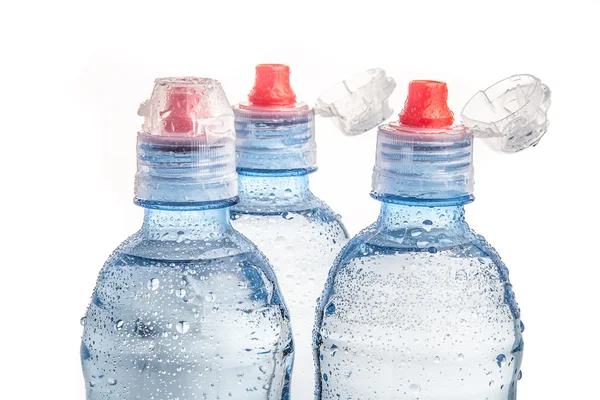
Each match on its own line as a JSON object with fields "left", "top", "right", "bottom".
{"left": 232, "top": 193, "right": 347, "bottom": 231}
{"left": 318, "top": 224, "right": 520, "bottom": 320}
{"left": 103, "top": 227, "right": 270, "bottom": 267}
{"left": 333, "top": 223, "right": 507, "bottom": 272}
{"left": 93, "top": 229, "right": 286, "bottom": 309}
{"left": 233, "top": 190, "right": 324, "bottom": 212}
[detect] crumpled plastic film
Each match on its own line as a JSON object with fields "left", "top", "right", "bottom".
{"left": 316, "top": 68, "right": 396, "bottom": 136}
{"left": 461, "top": 74, "right": 551, "bottom": 153}
{"left": 137, "top": 77, "right": 235, "bottom": 143}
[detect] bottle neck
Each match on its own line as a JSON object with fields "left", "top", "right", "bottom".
{"left": 237, "top": 172, "right": 313, "bottom": 201}
{"left": 376, "top": 202, "right": 468, "bottom": 232}
{"left": 141, "top": 207, "right": 232, "bottom": 240}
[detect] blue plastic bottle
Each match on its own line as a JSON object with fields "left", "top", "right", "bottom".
{"left": 231, "top": 64, "right": 349, "bottom": 398}
{"left": 81, "top": 78, "right": 293, "bottom": 400}
{"left": 315, "top": 81, "right": 524, "bottom": 399}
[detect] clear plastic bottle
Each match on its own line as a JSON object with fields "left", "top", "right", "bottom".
{"left": 314, "top": 81, "right": 524, "bottom": 399}
{"left": 231, "top": 64, "right": 349, "bottom": 398}
{"left": 81, "top": 78, "right": 293, "bottom": 400}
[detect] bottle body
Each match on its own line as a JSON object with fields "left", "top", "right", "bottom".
{"left": 315, "top": 203, "right": 523, "bottom": 400}
{"left": 81, "top": 207, "right": 293, "bottom": 400}
{"left": 231, "top": 173, "right": 348, "bottom": 399}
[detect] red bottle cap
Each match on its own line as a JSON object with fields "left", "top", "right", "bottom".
{"left": 161, "top": 86, "right": 204, "bottom": 134}
{"left": 399, "top": 80, "right": 454, "bottom": 128}
{"left": 248, "top": 64, "right": 297, "bottom": 106}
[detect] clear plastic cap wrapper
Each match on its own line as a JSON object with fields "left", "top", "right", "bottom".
{"left": 138, "top": 77, "right": 235, "bottom": 143}
{"left": 461, "top": 74, "right": 551, "bottom": 153}
{"left": 316, "top": 68, "right": 396, "bottom": 135}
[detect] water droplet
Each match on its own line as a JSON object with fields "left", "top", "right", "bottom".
{"left": 204, "top": 292, "right": 216, "bottom": 302}
{"left": 148, "top": 278, "right": 159, "bottom": 291}
{"left": 176, "top": 288, "right": 186, "bottom": 298}
{"left": 282, "top": 212, "right": 294, "bottom": 220}
{"left": 176, "top": 231, "right": 185, "bottom": 243}
{"left": 238, "top": 282, "right": 248, "bottom": 289}
{"left": 330, "top": 344, "right": 338, "bottom": 357}
{"left": 434, "top": 356, "right": 440, "bottom": 363}
{"left": 496, "top": 354, "right": 506, "bottom": 367}
{"left": 176, "top": 321, "right": 189, "bottom": 334}
{"left": 89, "top": 382, "right": 95, "bottom": 388}
{"left": 519, "top": 320, "right": 525, "bottom": 332}
{"left": 422, "top": 220, "right": 433, "bottom": 231}
{"left": 80, "top": 317, "right": 86, "bottom": 326}
{"left": 108, "top": 378, "right": 117, "bottom": 386}
{"left": 409, "top": 383, "right": 421, "bottom": 394}
{"left": 455, "top": 269, "right": 467, "bottom": 280}
{"left": 325, "top": 303, "right": 336, "bottom": 316}
{"left": 518, "top": 370, "right": 523, "bottom": 380}
{"left": 115, "top": 320, "right": 124, "bottom": 331}
{"left": 322, "top": 373, "right": 328, "bottom": 382}
{"left": 489, "top": 380, "right": 495, "bottom": 387}
{"left": 410, "top": 229, "right": 422, "bottom": 237}
{"left": 283, "top": 188, "right": 293, "bottom": 198}
{"left": 457, "top": 353, "right": 464, "bottom": 361}
{"left": 417, "top": 240, "right": 429, "bottom": 248}
{"left": 275, "top": 236, "right": 287, "bottom": 245}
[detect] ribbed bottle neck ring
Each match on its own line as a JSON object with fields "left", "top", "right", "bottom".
{"left": 233, "top": 103, "right": 316, "bottom": 172}
{"left": 371, "top": 123, "right": 475, "bottom": 204}
{"left": 134, "top": 132, "right": 238, "bottom": 207}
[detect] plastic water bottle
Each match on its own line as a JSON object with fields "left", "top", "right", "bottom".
{"left": 81, "top": 78, "right": 293, "bottom": 400}
{"left": 314, "top": 81, "right": 524, "bottom": 399}
{"left": 231, "top": 64, "right": 349, "bottom": 398}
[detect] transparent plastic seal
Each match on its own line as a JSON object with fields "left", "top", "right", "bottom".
{"left": 461, "top": 74, "right": 551, "bottom": 153}
{"left": 137, "top": 77, "right": 235, "bottom": 143}
{"left": 315, "top": 68, "right": 396, "bottom": 136}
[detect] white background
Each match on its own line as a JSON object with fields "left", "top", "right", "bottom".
{"left": 1, "top": 0, "right": 598, "bottom": 399}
